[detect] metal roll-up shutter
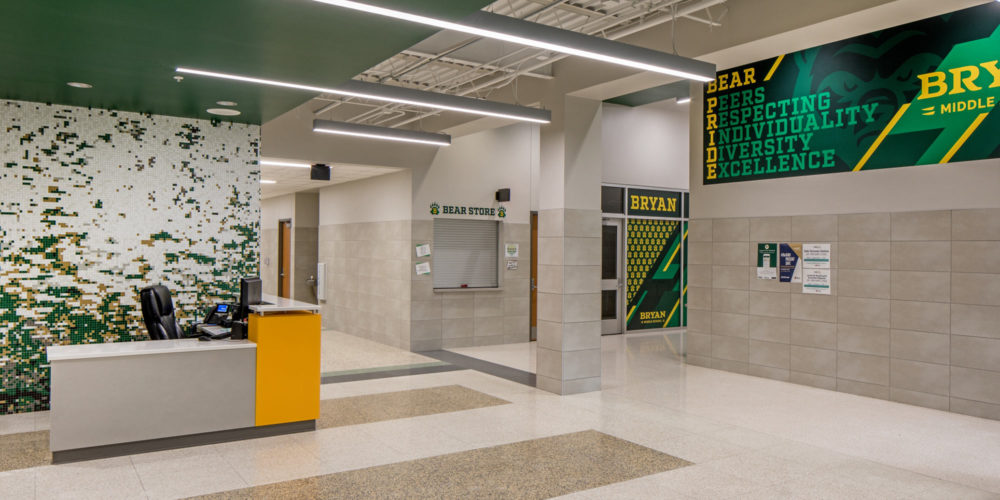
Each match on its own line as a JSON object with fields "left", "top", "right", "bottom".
{"left": 432, "top": 219, "right": 499, "bottom": 289}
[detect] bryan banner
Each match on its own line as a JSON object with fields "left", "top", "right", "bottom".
{"left": 626, "top": 219, "right": 685, "bottom": 331}
{"left": 703, "top": 3, "right": 1000, "bottom": 184}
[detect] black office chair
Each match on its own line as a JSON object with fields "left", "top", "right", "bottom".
{"left": 139, "top": 285, "right": 183, "bottom": 340}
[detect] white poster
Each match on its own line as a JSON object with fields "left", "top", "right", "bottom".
{"left": 415, "top": 244, "right": 431, "bottom": 258}
{"left": 415, "top": 262, "right": 431, "bottom": 275}
{"left": 802, "top": 268, "right": 832, "bottom": 294}
{"left": 504, "top": 243, "right": 519, "bottom": 258}
{"left": 802, "top": 243, "right": 831, "bottom": 269}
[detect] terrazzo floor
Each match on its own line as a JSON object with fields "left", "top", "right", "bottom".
{"left": 0, "top": 331, "right": 999, "bottom": 498}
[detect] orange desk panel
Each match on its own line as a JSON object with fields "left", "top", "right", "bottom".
{"left": 248, "top": 312, "right": 320, "bottom": 426}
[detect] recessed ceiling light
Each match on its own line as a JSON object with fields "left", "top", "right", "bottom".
{"left": 261, "top": 160, "right": 312, "bottom": 168}
{"left": 67, "top": 82, "right": 93, "bottom": 89}
{"left": 261, "top": 179, "right": 277, "bottom": 184}
{"left": 216, "top": 100, "right": 238, "bottom": 107}
{"left": 310, "top": 0, "right": 715, "bottom": 81}
{"left": 206, "top": 108, "right": 241, "bottom": 116}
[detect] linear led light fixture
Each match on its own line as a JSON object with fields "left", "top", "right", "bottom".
{"left": 176, "top": 67, "right": 550, "bottom": 124}
{"left": 311, "top": 0, "right": 716, "bottom": 82}
{"left": 261, "top": 160, "right": 311, "bottom": 168}
{"left": 261, "top": 179, "right": 277, "bottom": 184}
{"left": 313, "top": 119, "right": 451, "bottom": 147}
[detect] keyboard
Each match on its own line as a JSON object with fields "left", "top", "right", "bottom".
{"left": 197, "top": 325, "right": 232, "bottom": 338}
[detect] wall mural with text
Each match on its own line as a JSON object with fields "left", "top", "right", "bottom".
{"left": 703, "top": 3, "right": 1000, "bottom": 184}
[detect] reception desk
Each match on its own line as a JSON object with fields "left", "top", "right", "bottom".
{"left": 46, "top": 294, "right": 320, "bottom": 462}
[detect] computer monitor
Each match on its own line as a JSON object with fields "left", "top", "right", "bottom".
{"left": 237, "top": 277, "right": 262, "bottom": 321}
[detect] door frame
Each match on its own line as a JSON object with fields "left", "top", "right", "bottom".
{"left": 277, "top": 219, "right": 292, "bottom": 298}
{"left": 601, "top": 217, "right": 625, "bottom": 335}
{"left": 529, "top": 212, "right": 538, "bottom": 341}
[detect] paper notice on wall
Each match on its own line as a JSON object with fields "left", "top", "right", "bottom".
{"left": 757, "top": 243, "right": 777, "bottom": 279}
{"left": 779, "top": 243, "right": 803, "bottom": 283}
{"left": 504, "top": 243, "right": 519, "bottom": 258}
{"left": 415, "top": 262, "right": 431, "bottom": 275}
{"left": 506, "top": 259, "right": 518, "bottom": 270}
{"left": 415, "top": 244, "right": 431, "bottom": 258}
{"left": 802, "top": 268, "right": 831, "bottom": 294}
{"left": 802, "top": 243, "right": 831, "bottom": 269}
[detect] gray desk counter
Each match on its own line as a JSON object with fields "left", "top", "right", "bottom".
{"left": 47, "top": 339, "right": 257, "bottom": 460}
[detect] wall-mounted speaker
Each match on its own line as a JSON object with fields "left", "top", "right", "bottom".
{"left": 495, "top": 188, "right": 511, "bottom": 202}
{"left": 310, "top": 164, "right": 331, "bottom": 181}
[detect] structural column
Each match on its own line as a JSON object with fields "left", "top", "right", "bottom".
{"left": 536, "top": 96, "right": 603, "bottom": 394}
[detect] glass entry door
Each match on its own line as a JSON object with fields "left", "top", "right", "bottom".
{"left": 601, "top": 218, "right": 623, "bottom": 335}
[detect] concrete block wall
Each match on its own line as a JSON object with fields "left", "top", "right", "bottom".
{"left": 318, "top": 220, "right": 411, "bottom": 349}
{"left": 409, "top": 220, "right": 531, "bottom": 352}
{"left": 686, "top": 209, "right": 1000, "bottom": 420}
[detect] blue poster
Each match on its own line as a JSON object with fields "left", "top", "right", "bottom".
{"left": 779, "top": 243, "right": 803, "bottom": 283}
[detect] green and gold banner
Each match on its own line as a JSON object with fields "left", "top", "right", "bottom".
{"left": 626, "top": 188, "right": 682, "bottom": 218}
{"left": 626, "top": 219, "right": 685, "bottom": 331}
{"left": 703, "top": 3, "right": 1000, "bottom": 184}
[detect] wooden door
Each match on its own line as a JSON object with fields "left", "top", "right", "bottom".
{"left": 278, "top": 220, "right": 292, "bottom": 298}
{"left": 530, "top": 212, "right": 538, "bottom": 341}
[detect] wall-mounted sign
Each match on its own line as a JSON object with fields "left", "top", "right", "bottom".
{"left": 430, "top": 202, "right": 506, "bottom": 218}
{"left": 626, "top": 188, "right": 682, "bottom": 218}
{"left": 757, "top": 243, "right": 777, "bottom": 280}
{"left": 803, "top": 268, "right": 832, "bottom": 295}
{"left": 703, "top": 3, "right": 1000, "bottom": 184}
{"left": 802, "top": 243, "right": 831, "bottom": 269}
{"left": 415, "top": 262, "right": 431, "bottom": 275}
{"left": 779, "top": 243, "right": 803, "bottom": 283}
{"left": 504, "top": 243, "right": 519, "bottom": 258}
{"left": 626, "top": 219, "right": 683, "bottom": 330}
{"left": 415, "top": 244, "right": 431, "bottom": 258}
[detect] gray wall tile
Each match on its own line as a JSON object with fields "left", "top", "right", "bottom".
{"left": 791, "top": 294, "right": 837, "bottom": 323}
{"left": 838, "top": 352, "right": 889, "bottom": 385}
{"left": 837, "top": 379, "right": 889, "bottom": 400}
{"left": 750, "top": 340, "right": 790, "bottom": 369}
{"left": 748, "top": 291, "right": 790, "bottom": 318}
{"left": 951, "top": 366, "right": 1000, "bottom": 405}
{"left": 890, "top": 388, "right": 950, "bottom": 411}
{"left": 713, "top": 288, "right": 749, "bottom": 314}
{"left": 749, "top": 315, "right": 790, "bottom": 343}
{"left": 687, "top": 242, "right": 713, "bottom": 265}
{"left": 750, "top": 217, "right": 791, "bottom": 241}
{"left": 790, "top": 319, "right": 837, "bottom": 349}
{"left": 839, "top": 242, "right": 890, "bottom": 270}
{"left": 748, "top": 364, "right": 790, "bottom": 382}
{"left": 712, "top": 358, "right": 749, "bottom": 374}
{"left": 790, "top": 371, "right": 837, "bottom": 390}
{"left": 713, "top": 265, "right": 749, "bottom": 290}
{"left": 688, "top": 219, "right": 713, "bottom": 242}
{"left": 839, "top": 213, "right": 890, "bottom": 241}
{"left": 687, "top": 332, "right": 712, "bottom": 356}
{"left": 687, "top": 264, "right": 713, "bottom": 288}
{"left": 891, "top": 241, "right": 951, "bottom": 272}
{"left": 838, "top": 269, "right": 890, "bottom": 299}
{"left": 950, "top": 335, "right": 1000, "bottom": 372}
{"left": 792, "top": 215, "right": 838, "bottom": 242}
{"left": 713, "top": 218, "right": 749, "bottom": 242}
{"left": 891, "top": 329, "right": 949, "bottom": 365}
{"left": 950, "top": 397, "right": 1000, "bottom": 421}
{"left": 891, "top": 271, "right": 950, "bottom": 303}
{"left": 790, "top": 346, "right": 837, "bottom": 376}
{"left": 890, "top": 300, "right": 950, "bottom": 334}
{"left": 687, "top": 308, "right": 711, "bottom": 333}
{"left": 952, "top": 209, "right": 1000, "bottom": 241}
{"left": 952, "top": 241, "right": 1000, "bottom": 274}
{"left": 837, "top": 324, "right": 890, "bottom": 356}
{"left": 891, "top": 358, "right": 949, "bottom": 396}
{"left": 714, "top": 242, "right": 749, "bottom": 266}
{"left": 688, "top": 286, "right": 713, "bottom": 310}
{"left": 952, "top": 273, "right": 1000, "bottom": 306}
{"left": 838, "top": 297, "right": 890, "bottom": 328}
{"left": 712, "top": 335, "right": 749, "bottom": 362}
{"left": 891, "top": 211, "right": 951, "bottom": 241}
{"left": 951, "top": 304, "right": 1000, "bottom": 339}
{"left": 748, "top": 266, "right": 792, "bottom": 293}
{"left": 712, "top": 312, "right": 749, "bottom": 338}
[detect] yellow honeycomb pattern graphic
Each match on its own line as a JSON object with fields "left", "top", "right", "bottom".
{"left": 627, "top": 219, "right": 680, "bottom": 302}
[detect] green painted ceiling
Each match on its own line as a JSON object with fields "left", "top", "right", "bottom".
{"left": 0, "top": 0, "right": 494, "bottom": 124}
{"left": 605, "top": 81, "right": 691, "bottom": 107}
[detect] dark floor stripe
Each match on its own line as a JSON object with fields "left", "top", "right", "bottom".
{"left": 0, "top": 430, "right": 49, "bottom": 472}
{"left": 320, "top": 362, "right": 463, "bottom": 384}
{"left": 188, "top": 430, "right": 692, "bottom": 500}
{"left": 418, "top": 350, "right": 536, "bottom": 388}
{"left": 317, "top": 385, "right": 509, "bottom": 429}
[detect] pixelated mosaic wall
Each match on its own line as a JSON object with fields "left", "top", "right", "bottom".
{"left": 0, "top": 100, "right": 260, "bottom": 414}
